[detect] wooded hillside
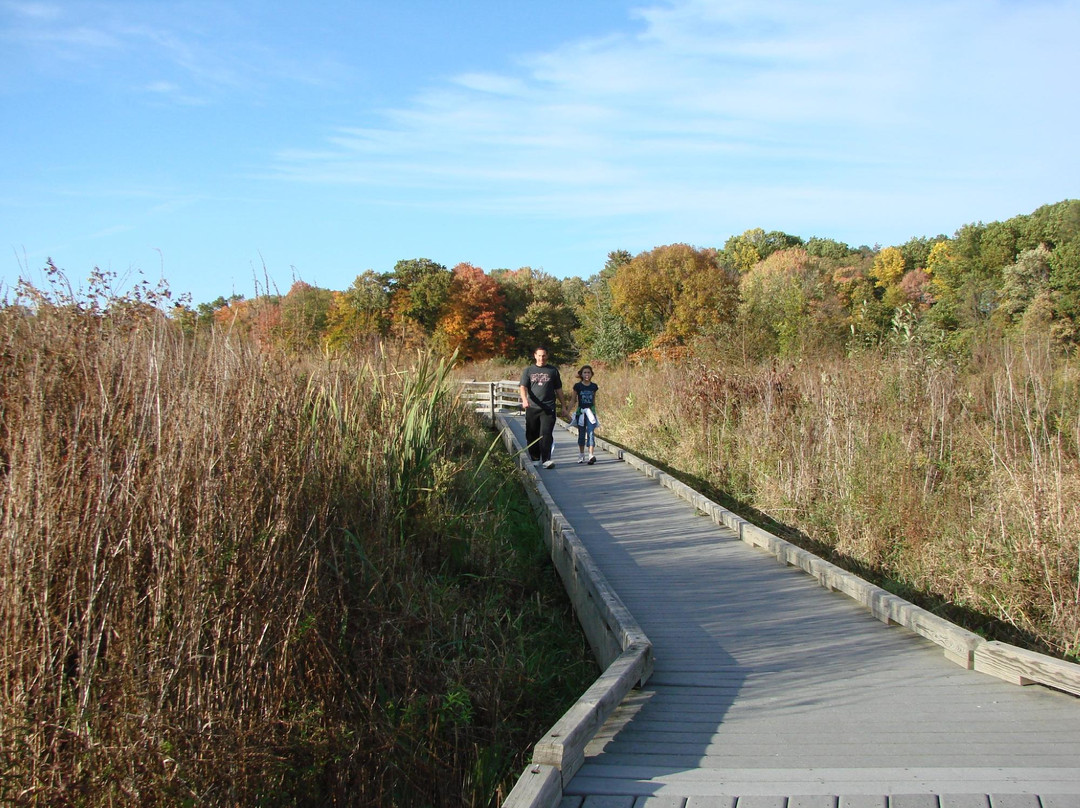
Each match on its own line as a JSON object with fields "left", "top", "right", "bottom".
{"left": 180, "top": 199, "right": 1080, "bottom": 363}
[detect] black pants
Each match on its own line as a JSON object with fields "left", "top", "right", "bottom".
{"left": 525, "top": 406, "right": 556, "bottom": 462}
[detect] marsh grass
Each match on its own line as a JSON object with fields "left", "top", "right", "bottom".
{"left": 0, "top": 277, "right": 594, "bottom": 806}
{"left": 596, "top": 340, "right": 1080, "bottom": 660}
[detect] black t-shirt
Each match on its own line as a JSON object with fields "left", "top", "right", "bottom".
{"left": 520, "top": 364, "right": 562, "bottom": 409}
{"left": 573, "top": 381, "right": 598, "bottom": 410}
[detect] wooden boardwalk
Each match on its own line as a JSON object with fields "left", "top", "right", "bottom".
{"left": 501, "top": 415, "right": 1080, "bottom": 807}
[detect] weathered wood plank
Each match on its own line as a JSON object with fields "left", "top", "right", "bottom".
{"left": 1040, "top": 798, "right": 1080, "bottom": 808}
{"left": 939, "top": 797, "right": 989, "bottom": 808}
{"left": 973, "top": 640, "right": 1080, "bottom": 695}
{"left": 789, "top": 798, "right": 839, "bottom": 808}
{"left": 502, "top": 763, "right": 563, "bottom": 808}
{"left": 735, "top": 798, "right": 787, "bottom": 808}
{"left": 632, "top": 796, "right": 687, "bottom": 807}
{"left": 890, "top": 799, "right": 939, "bottom": 808}
{"left": 839, "top": 798, "right": 887, "bottom": 808}
{"left": 534, "top": 644, "right": 652, "bottom": 784}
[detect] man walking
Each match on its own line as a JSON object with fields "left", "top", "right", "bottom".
{"left": 519, "top": 347, "right": 563, "bottom": 468}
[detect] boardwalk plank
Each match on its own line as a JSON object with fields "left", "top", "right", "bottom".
{"left": 938, "top": 798, "right": 989, "bottom": 808}
{"left": 789, "top": 798, "right": 840, "bottom": 808}
{"left": 503, "top": 417, "right": 1080, "bottom": 804}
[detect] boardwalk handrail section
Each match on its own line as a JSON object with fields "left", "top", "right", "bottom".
{"left": 459, "top": 380, "right": 521, "bottom": 428}
{"left": 494, "top": 411, "right": 653, "bottom": 808}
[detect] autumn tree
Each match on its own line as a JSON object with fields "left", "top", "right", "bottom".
{"left": 433, "top": 263, "right": 509, "bottom": 362}
{"left": 897, "top": 269, "right": 934, "bottom": 312}
{"left": 611, "top": 244, "right": 738, "bottom": 346}
{"left": 922, "top": 226, "right": 1000, "bottom": 338}
{"left": 324, "top": 270, "right": 392, "bottom": 352}
{"left": 898, "top": 235, "right": 948, "bottom": 277}
{"left": 737, "top": 247, "right": 848, "bottom": 358}
{"left": 388, "top": 258, "right": 452, "bottom": 343}
{"left": 197, "top": 294, "right": 244, "bottom": 328}
{"left": 722, "top": 228, "right": 803, "bottom": 274}
{"left": 870, "top": 246, "right": 906, "bottom": 289}
{"left": 212, "top": 296, "right": 252, "bottom": 332}
{"left": 205, "top": 294, "right": 285, "bottom": 349}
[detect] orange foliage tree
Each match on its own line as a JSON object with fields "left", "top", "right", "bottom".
{"left": 212, "top": 296, "right": 284, "bottom": 350}
{"left": 435, "top": 263, "right": 510, "bottom": 362}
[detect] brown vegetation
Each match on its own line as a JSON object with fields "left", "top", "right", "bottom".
{"left": 0, "top": 277, "right": 593, "bottom": 806}
{"left": 595, "top": 338, "right": 1080, "bottom": 661}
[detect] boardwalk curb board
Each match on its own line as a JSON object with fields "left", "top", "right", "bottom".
{"left": 497, "top": 413, "right": 653, "bottom": 808}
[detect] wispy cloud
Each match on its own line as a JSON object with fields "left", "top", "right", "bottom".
{"left": 1, "top": 1, "right": 339, "bottom": 104}
{"left": 270, "top": 0, "right": 1080, "bottom": 233}
{"left": 4, "top": 2, "right": 61, "bottom": 20}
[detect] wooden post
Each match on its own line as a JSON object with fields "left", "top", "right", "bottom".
{"left": 489, "top": 382, "right": 497, "bottom": 429}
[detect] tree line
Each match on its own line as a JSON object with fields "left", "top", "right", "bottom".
{"left": 177, "top": 199, "right": 1080, "bottom": 362}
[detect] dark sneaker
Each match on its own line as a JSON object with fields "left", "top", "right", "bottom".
{"left": 587, "top": 456, "right": 596, "bottom": 465}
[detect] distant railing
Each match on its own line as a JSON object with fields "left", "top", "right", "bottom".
{"left": 459, "top": 380, "right": 520, "bottom": 427}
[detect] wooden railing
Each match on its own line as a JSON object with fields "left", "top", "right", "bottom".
{"left": 459, "top": 380, "right": 521, "bottom": 428}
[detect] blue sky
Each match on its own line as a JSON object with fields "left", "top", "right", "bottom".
{"left": 3, "top": 0, "right": 1079, "bottom": 306}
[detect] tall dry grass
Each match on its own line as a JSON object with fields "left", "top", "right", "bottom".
{"left": 595, "top": 338, "right": 1080, "bottom": 660}
{"left": 0, "top": 279, "right": 593, "bottom": 806}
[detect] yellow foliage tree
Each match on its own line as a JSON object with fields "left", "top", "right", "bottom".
{"left": 611, "top": 244, "right": 737, "bottom": 345}
{"left": 870, "top": 246, "right": 905, "bottom": 289}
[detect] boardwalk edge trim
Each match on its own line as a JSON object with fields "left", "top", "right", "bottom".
{"left": 497, "top": 413, "right": 654, "bottom": 808}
